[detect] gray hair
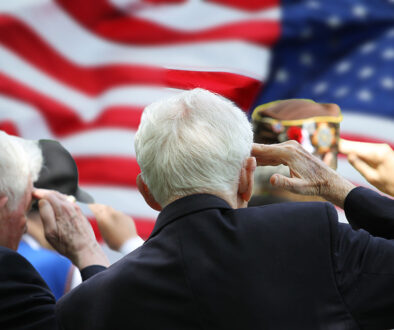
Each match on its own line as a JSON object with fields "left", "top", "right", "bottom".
{"left": 0, "top": 131, "right": 43, "bottom": 211}
{"left": 135, "top": 88, "right": 253, "bottom": 206}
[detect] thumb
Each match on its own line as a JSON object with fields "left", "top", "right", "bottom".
{"left": 270, "top": 174, "right": 292, "bottom": 189}
{"left": 270, "top": 174, "right": 305, "bottom": 194}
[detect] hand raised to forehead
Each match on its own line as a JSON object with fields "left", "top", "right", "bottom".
{"left": 252, "top": 141, "right": 355, "bottom": 208}
{"left": 33, "top": 189, "right": 109, "bottom": 269}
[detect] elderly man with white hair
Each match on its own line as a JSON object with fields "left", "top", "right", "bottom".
{"left": 0, "top": 131, "right": 109, "bottom": 329}
{"left": 56, "top": 89, "right": 394, "bottom": 330}
{"left": 0, "top": 133, "right": 42, "bottom": 250}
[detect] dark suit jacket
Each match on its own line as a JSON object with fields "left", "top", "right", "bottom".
{"left": 0, "top": 246, "right": 105, "bottom": 330}
{"left": 0, "top": 246, "right": 56, "bottom": 330}
{"left": 345, "top": 186, "right": 394, "bottom": 238}
{"left": 56, "top": 187, "right": 394, "bottom": 330}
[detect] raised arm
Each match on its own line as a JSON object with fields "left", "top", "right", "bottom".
{"left": 89, "top": 204, "right": 144, "bottom": 255}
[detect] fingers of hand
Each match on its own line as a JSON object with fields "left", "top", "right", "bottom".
{"left": 33, "top": 188, "right": 69, "bottom": 201}
{"left": 271, "top": 174, "right": 296, "bottom": 191}
{"left": 32, "top": 188, "right": 49, "bottom": 199}
{"left": 251, "top": 143, "right": 289, "bottom": 166}
{"left": 339, "top": 139, "right": 365, "bottom": 154}
{"left": 340, "top": 139, "right": 391, "bottom": 164}
{"left": 348, "top": 154, "right": 379, "bottom": 184}
{"left": 89, "top": 204, "right": 114, "bottom": 227}
{"left": 33, "top": 190, "right": 78, "bottom": 217}
{"left": 44, "top": 194, "right": 69, "bottom": 218}
{"left": 271, "top": 174, "right": 317, "bottom": 195}
{"left": 339, "top": 139, "right": 381, "bottom": 156}
{"left": 38, "top": 199, "right": 58, "bottom": 243}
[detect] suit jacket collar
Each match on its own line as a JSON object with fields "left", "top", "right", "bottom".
{"left": 147, "top": 194, "right": 233, "bottom": 240}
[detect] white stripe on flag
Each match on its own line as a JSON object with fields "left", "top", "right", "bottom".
{"left": 117, "top": 0, "right": 280, "bottom": 31}
{"left": 81, "top": 185, "right": 159, "bottom": 219}
{"left": 0, "top": 46, "right": 183, "bottom": 121}
{"left": 0, "top": 95, "right": 53, "bottom": 138}
{"left": 341, "top": 111, "right": 394, "bottom": 143}
{"left": 61, "top": 129, "right": 136, "bottom": 157}
{"left": 7, "top": 2, "right": 271, "bottom": 81}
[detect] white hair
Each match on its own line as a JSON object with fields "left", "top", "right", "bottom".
{"left": 0, "top": 131, "right": 43, "bottom": 211}
{"left": 135, "top": 88, "right": 253, "bottom": 206}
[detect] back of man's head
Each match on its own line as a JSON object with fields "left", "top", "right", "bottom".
{"left": 0, "top": 131, "right": 42, "bottom": 211}
{"left": 135, "top": 88, "right": 253, "bottom": 207}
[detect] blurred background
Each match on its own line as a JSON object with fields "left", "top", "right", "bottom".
{"left": 0, "top": 0, "right": 393, "bottom": 241}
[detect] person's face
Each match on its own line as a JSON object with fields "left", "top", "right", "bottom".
{"left": 0, "top": 181, "right": 33, "bottom": 250}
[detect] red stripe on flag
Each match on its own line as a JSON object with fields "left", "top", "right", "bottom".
{"left": 76, "top": 156, "right": 140, "bottom": 187}
{"left": 143, "top": 0, "right": 186, "bottom": 4}
{"left": 0, "top": 73, "right": 144, "bottom": 135}
{"left": 0, "top": 15, "right": 164, "bottom": 93}
{"left": 134, "top": 218, "right": 156, "bottom": 240}
{"left": 95, "top": 107, "right": 143, "bottom": 129}
{"left": 54, "top": 0, "right": 279, "bottom": 46}
{"left": 0, "top": 72, "right": 79, "bottom": 135}
{"left": 0, "top": 121, "right": 20, "bottom": 136}
{"left": 166, "top": 71, "right": 263, "bottom": 111}
{"left": 88, "top": 217, "right": 103, "bottom": 243}
{"left": 0, "top": 70, "right": 259, "bottom": 134}
{"left": 0, "top": 67, "right": 259, "bottom": 134}
{"left": 0, "top": 17, "right": 262, "bottom": 110}
{"left": 89, "top": 216, "right": 155, "bottom": 242}
{"left": 207, "top": 0, "right": 279, "bottom": 11}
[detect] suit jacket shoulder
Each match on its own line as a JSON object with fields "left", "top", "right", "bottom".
{"left": 0, "top": 246, "right": 56, "bottom": 330}
{"left": 57, "top": 197, "right": 353, "bottom": 330}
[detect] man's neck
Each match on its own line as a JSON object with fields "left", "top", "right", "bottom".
{"left": 164, "top": 191, "right": 238, "bottom": 210}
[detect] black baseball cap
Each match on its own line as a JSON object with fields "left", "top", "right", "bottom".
{"left": 34, "top": 139, "right": 93, "bottom": 203}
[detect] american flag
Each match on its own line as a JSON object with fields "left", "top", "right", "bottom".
{"left": 254, "top": 0, "right": 394, "bottom": 193}
{"left": 0, "top": 0, "right": 393, "bottom": 238}
{"left": 0, "top": 0, "right": 279, "bottom": 239}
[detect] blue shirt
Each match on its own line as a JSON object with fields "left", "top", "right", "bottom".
{"left": 18, "top": 237, "right": 73, "bottom": 300}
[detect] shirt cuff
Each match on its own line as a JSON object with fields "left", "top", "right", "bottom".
{"left": 118, "top": 236, "right": 144, "bottom": 255}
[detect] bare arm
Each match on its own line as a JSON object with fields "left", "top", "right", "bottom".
{"left": 89, "top": 204, "right": 142, "bottom": 253}
{"left": 251, "top": 141, "right": 356, "bottom": 208}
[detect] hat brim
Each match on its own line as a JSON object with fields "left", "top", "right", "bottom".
{"left": 74, "top": 188, "right": 94, "bottom": 204}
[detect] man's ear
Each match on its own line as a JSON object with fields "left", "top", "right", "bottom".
{"left": 136, "top": 174, "right": 162, "bottom": 211}
{"left": 0, "top": 195, "right": 8, "bottom": 209}
{"left": 237, "top": 157, "right": 256, "bottom": 206}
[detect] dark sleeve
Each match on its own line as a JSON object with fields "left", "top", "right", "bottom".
{"left": 80, "top": 265, "right": 106, "bottom": 281}
{"left": 344, "top": 186, "right": 394, "bottom": 238}
{"left": 333, "top": 223, "right": 394, "bottom": 329}
{"left": 0, "top": 247, "right": 56, "bottom": 330}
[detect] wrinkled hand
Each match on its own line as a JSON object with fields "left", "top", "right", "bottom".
{"left": 89, "top": 204, "right": 138, "bottom": 251}
{"left": 339, "top": 139, "right": 394, "bottom": 196}
{"left": 33, "top": 189, "right": 109, "bottom": 269}
{"left": 252, "top": 141, "right": 356, "bottom": 208}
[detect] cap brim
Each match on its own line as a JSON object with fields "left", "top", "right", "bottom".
{"left": 75, "top": 188, "right": 94, "bottom": 204}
